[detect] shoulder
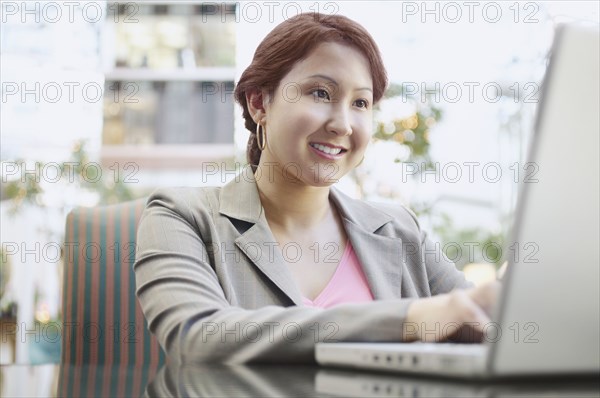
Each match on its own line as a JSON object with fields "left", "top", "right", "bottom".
{"left": 146, "top": 185, "right": 221, "bottom": 203}
{"left": 142, "top": 186, "right": 222, "bottom": 223}
{"left": 366, "top": 199, "right": 425, "bottom": 244}
{"left": 333, "top": 186, "right": 424, "bottom": 242}
{"left": 365, "top": 199, "right": 422, "bottom": 231}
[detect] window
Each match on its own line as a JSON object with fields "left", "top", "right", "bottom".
{"left": 101, "top": 1, "right": 237, "bottom": 168}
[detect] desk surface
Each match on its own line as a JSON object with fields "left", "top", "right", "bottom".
{"left": 1, "top": 362, "right": 599, "bottom": 397}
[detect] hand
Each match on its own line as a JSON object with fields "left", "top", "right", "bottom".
{"left": 403, "top": 281, "right": 501, "bottom": 343}
{"left": 467, "top": 280, "right": 501, "bottom": 317}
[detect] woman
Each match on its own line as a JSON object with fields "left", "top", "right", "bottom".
{"left": 134, "top": 12, "right": 499, "bottom": 364}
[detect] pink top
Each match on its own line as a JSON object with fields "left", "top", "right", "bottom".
{"left": 302, "top": 240, "right": 374, "bottom": 308}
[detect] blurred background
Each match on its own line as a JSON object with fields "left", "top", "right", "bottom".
{"left": 1, "top": 1, "right": 598, "bottom": 366}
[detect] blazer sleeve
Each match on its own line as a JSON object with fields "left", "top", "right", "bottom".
{"left": 366, "top": 200, "right": 475, "bottom": 295}
{"left": 398, "top": 203, "right": 475, "bottom": 294}
{"left": 134, "top": 188, "right": 420, "bottom": 365}
{"left": 420, "top": 228, "right": 476, "bottom": 294}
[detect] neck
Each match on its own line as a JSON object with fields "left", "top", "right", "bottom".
{"left": 254, "top": 164, "right": 332, "bottom": 232}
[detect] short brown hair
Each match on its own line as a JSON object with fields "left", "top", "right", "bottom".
{"left": 233, "top": 12, "right": 388, "bottom": 170}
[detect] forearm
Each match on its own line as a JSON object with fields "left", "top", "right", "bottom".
{"left": 147, "top": 298, "right": 417, "bottom": 364}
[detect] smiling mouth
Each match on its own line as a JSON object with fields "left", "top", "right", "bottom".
{"left": 309, "top": 143, "right": 347, "bottom": 155}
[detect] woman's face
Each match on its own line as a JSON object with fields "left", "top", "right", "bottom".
{"left": 259, "top": 41, "right": 374, "bottom": 186}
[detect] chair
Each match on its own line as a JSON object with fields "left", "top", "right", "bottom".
{"left": 60, "top": 198, "right": 166, "bottom": 369}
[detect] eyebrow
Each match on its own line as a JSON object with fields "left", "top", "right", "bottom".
{"left": 305, "top": 74, "right": 373, "bottom": 93}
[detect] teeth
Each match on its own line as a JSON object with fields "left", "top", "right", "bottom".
{"left": 310, "top": 143, "right": 342, "bottom": 155}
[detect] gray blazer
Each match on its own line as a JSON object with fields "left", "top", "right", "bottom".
{"left": 134, "top": 168, "right": 473, "bottom": 364}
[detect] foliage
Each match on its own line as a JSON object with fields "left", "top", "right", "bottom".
{"left": 0, "top": 247, "right": 10, "bottom": 299}
{"left": 66, "top": 140, "right": 138, "bottom": 204}
{"left": 432, "top": 213, "right": 505, "bottom": 269}
{"left": 358, "top": 83, "right": 505, "bottom": 268}
{"left": 1, "top": 140, "right": 137, "bottom": 215}
{"left": 372, "top": 82, "right": 443, "bottom": 168}
{"left": 0, "top": 248, "right": 17, "bottom": 318}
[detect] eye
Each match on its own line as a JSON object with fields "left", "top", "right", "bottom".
{"left": 311, "top": 88, "right": 330, "bottom": 101}
{"left": 355, "top": 99, "right": 369, "bottom": 109}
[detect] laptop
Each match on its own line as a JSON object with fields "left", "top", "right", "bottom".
{"left": 315, "top": 368, "right": 600, "bottom": 397}
{"left": 316, "top": 23, "right": 600, "bottom": 379}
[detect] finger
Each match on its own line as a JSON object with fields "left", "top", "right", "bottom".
{"left": 456, "top": 290, "right": 492, "bottom": 331}
{"left": 441, "top": 291, "right": 490, "bottom": 343}
{"left": 446, "top": 324, "right": 485, "bottom": 344}
{"left": 467, "top": 281, "right": 501, "bottom": 315}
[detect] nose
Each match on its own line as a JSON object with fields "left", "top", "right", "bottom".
{"left": 326, "top": 104, "right": 353, "bottom": 136}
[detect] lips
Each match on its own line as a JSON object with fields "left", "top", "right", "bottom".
{"left": 309, "top": 142, "right": 347, "bottom": 155}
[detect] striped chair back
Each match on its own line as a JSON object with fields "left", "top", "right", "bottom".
{"left": 61, "top": 198, "right": 166, "bottom": 371}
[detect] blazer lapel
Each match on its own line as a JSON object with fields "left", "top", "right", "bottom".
{"left": 329, "top": 187, "right": 406, "bottom": 300}
{"left": 219, "top": 170, "right": 304, "bottom": 306}
{"left": 234, "top": 216, "right": 305, "bottom": 306}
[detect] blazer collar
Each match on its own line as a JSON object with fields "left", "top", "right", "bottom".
{"left": 218, "top": 166, "right": 393, "bottom": 232}
{"left": 218, "top": 168, "right": 264, "bottom": 224}
{"left": 218, "top": 166, "right": 405, "bottom": 305}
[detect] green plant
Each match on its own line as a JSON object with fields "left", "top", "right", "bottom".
{"left": 347, "top": 83, "right": 444, "bottom": 199}
{"left": 0, "top": 248, "right": 17, "bottom": 318}
{"left": 432, "top": 213, "right": 505, "bottom": 269}
{"left": 0, "top": 247, "right": 10, "bottom": 300}
{"left": 2, "top": 140, "right": 138, "bottom": 215}
{"left": 372, "top": 82, "right": 443, "bottom": 168}
{"left": 353, "top": 82, "right": 507, "bottom": 269}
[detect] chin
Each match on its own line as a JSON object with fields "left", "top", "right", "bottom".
{"left": 302, "top": 164, "right": 347, "bottom": 187}
{"left": 309, "top": 179, "right": 337, "bottom": 188}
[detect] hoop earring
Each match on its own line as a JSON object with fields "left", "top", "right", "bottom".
{"left": 256, "top": 123, "right": 267, "bottom": 151}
